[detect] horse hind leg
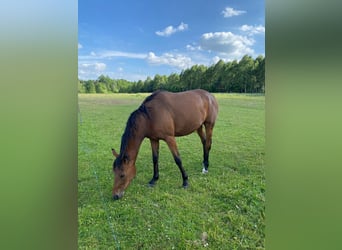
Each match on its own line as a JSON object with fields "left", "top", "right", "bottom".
{"left": 202, "top": 123, "right": 214, "bottom": 173}
{"left": 197, "top": 126, "right": 208, "bottom": 173}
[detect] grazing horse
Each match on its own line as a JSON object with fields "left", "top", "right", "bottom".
{"left": 111, "top": 89, "right": 218, "bottom": 200}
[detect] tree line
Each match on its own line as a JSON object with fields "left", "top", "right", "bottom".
{"left": 78, "top": 55, "right": 265, "bottom": 93}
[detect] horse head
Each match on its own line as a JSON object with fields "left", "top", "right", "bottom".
{"left": 111, "top": 148, "right": 136, "bottom": 200}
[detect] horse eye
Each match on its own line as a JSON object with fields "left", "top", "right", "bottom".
{"left": 120, "top": 174, "right": 125, "bottom": 179}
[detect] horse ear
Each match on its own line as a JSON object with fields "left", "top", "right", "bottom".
{"left": 111, "top": 148, "right": 119, "bottom": 158}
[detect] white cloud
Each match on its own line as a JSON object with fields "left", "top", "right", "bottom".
{"left": 147, "top": 52, "right": 193, "bottom": 69}
{"left": 79, "top": 50, "right": 146, "bottom": 61}
{"left": 78, "top": 43, "right": 83, "bottom": 49}
{"left": 79, "top": 62, "right": 106, "bottom": 73}
{"left": 200, "top": 32, "right": 254, "bottom": 59}
{"left": 222, "top": 7, "right": 246, "bottom": 17}
{"left": 78, "top": 62, "right": 108, "bottom": 80}
{"left": 186, "top": 44, "right": 201, "bottom": 51}
{"left": 95, "top": 62, "right": 106, "bottom": 71}
{"left": 99, "top": 50, "right": 147, "bottom": 59}
{"left": 239, "top": 25, "right": 265, "bottom": 35}
{"left": 156, "top": 22, "right": 189, "bottom": 37}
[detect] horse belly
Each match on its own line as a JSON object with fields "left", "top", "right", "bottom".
{"left": 173, "top": 112, "right": 204, "bottom": 136}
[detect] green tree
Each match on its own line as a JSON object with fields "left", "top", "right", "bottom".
{"left": 84, "top": 80, "right": 96, "bottom": 93}
{"left": 210, "top": 60, "right": 225, "bottom": 92}
{"left": 142, "top": 76, "right": 153, "bottom": 92}
{"left": 78, "top": 80, "right": 86, "bottom": 93}
{"left": 254, "top": 55, "right": 265, "bottom": 93}
{"left": 237, "top": 55, "right": 255, "bottom": 93}
{"left": 180, "top": 65, "right": 206, "bottom": 90}
{"left": 166, "top": 73, "right": 181, "bottom": 91}
{"left": 95, "top": 82, "right": 108, "bottom": 93}
{"left": 77, "top": 54, "right": 265, "bottom": 94}
{"left": 131, "top": 80, "right": 144, "bottom": 93}
{"left": 151, "top": 74, "right": 167, "bottom": 91}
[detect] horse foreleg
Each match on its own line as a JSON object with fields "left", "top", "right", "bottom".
{"left": 149, "top": 139, "right": 160, "bottom": 186}
{"left": 165, "top": 136, "right": 188, "bottom": 188}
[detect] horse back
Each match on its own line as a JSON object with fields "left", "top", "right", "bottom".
{"left": 144, "top": 89, "right": 218, "bottom": 137}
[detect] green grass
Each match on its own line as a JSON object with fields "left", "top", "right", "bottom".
{"left": 78, "top": 93, "right": 265, "bottom": 249}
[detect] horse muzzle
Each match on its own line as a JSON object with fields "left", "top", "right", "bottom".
{"left": 112, "top": 191, "right": 124, "bottom": 200}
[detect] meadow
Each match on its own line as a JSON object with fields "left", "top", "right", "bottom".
{"left": 78, "top": 93, "right": 265, "bottom": 249}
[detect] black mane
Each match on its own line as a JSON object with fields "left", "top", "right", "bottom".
{"left": 117, "top": 92, "right": 161, "bottom": 161}
{"left": 143, "top": 90, "right": 162, "bottom": 103}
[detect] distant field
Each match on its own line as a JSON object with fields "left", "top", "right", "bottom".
{"left": 78, "top": 93, "right": 265, "bottom": 249}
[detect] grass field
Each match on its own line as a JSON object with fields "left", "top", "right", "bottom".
{"left": 78, "top": 93, "right": 265, "bottom": 249}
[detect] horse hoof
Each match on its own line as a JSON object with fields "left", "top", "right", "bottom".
{"left": 202, "top": 167, "right": 208, "bottom": 174}
{"left": 148, "top": 183, "right": 155, "bottom": 187}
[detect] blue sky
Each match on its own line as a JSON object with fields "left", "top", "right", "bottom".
{"left": 78, "top": 0, "right": 264, "bottom": 81}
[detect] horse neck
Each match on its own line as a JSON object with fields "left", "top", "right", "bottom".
{"left": 121, "top": 114, "right": 147, "bottom": 163}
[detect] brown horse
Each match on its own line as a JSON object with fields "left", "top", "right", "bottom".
{"left": 111, "top": 89, "right": 218, "bottom": 200}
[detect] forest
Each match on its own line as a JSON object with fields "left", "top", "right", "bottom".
{"left": 78, "top": 55, "right": 264, "bottom": 93}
